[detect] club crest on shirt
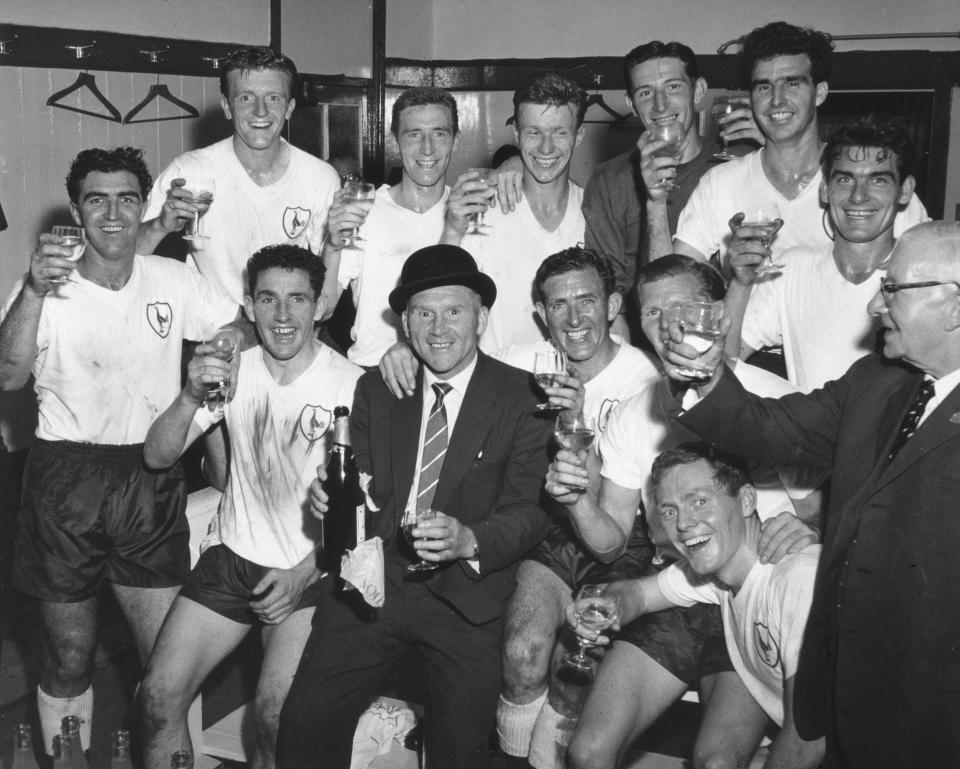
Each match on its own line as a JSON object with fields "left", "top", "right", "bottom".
{"left": 597, "top": 398, "right": 620, "bottom": 432}
{"left": 283, "top": 207, "right": 311, "bottom": 240}
{"left": 146, "top": 302, "right": 173, "bottom": 338}
{"left": 753, "top": 622, "right": 781, "bottom": 668}
{"left": 298, "top": 404, "right": 332, "bottom": 443}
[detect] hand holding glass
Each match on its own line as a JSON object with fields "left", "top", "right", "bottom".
{"left": 181, "top": 178, "right": 216, "bottom": 241}
{"left": 674, "top": 301, "right": 722, "bottom": 379}
{"left": 740, "top": 202, "right": 782, "bottom": 274}
{"left": 403, "top": 508, "right": 440, "bottom": 573}
{"left": 205, "top": 330, "right": 236, "bottom": 411}
{"left": 466, "top": 168, "right": 498, "bottom": 235}
{"left": 648, "top": 123, "right": 685, "bottom": 189}
{"left": 49, "top": 226, "right": 86, "bottom": 284}
{"left": 564, "top": 585, "right": 620, "bottom": 674}
{"left": 341, "top": 181, "right": 376, "bottom": 249}
{"left": 710, "top": 95, "right": 741, "bottom": 162}
{"left": 534, "top": 349, "right": 568, "bottom": 412}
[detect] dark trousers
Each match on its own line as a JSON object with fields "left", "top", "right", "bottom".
{"left": 277, "top": 575, "right": 501, "bottom": 769}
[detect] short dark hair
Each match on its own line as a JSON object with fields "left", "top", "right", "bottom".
{"left": 220, "top": 47, "right": 298, "bottom": 99}
{"left": 623, "top": 41, "right": 700, "bottom": 96}
{"left": 652, "top": 442, "right": 753, "bottom": 499}
{"left": 737, "top": 21, "right": 833, "bottom": 87}
{"left": 534, "top": 247, "right": 616, "bottom": 305}
{"left": 636, "top": 254, "right": 727, "bottom": 303}
{"left": 246, "top": 244, "right": 325, "bottom": 298}
{"left": 513, "top": 73, "right": 588, "bottom": 129}
{"left": 66, "top": 146, "right": 152, "bottom": 204}
{"left": 821, "top": 116, "right": 917, "bottom": 182}
{"left": 390, "top": 87, "right": 459, "bottom": 138}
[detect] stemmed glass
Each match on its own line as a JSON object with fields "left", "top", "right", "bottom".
{"left": 50, "top": 226, "right": 85, "bottom": 284}
{"left": 563, "top": 584, "right": 620, "bottom": 675}
{"left": 648, "top": 123, "right": 685, "bottom": 189}
{"left": 533, "top": 348, "right": 568, "bottom": 412}
{"left": 341, "top": 180, "right": 377, "bottom": 249}
{"left": 741, "top": 202, "right": 782, "bottom": 274}
{"left": 709, "top": 94, "right": 741, "bottom": 162}
{"left": 402, "top": 508, "right": 440, "bottom": 573}
{"left": 674, "top": 301, "right": 722, "bottom": 379}
{"left": 554, "top": 414, "right": 596, "bottom": 453}
{"left": 205, "top": 330, "right": 237, "bottom": 411}
{"left": 466, "top": 168, "right": 498, "bottom": 235}
{"left": 181, "top": 177, "right": 216, "bottom": 241}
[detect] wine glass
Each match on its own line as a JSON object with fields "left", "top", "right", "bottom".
{"left": 205, "top": 330, "right": 237, "bottom": 411}
{"left": 466, "top": 168, "right": 498, "bottom": 235}
{"left": 709, "top": 95, "right": 739, "bottom": 162}
{"left": 50, "top": 226, "right": 85, "bottom": 284}
{"left": 554, "top": 414, "right": 596, "bottom": 452}
{"left": 402, "top": 507, "right": 440, "bottom": 573}
{"left": 740, "top": 202, "right": 782, "bottom": 274}
{"left": 181, "top": 177, "right": 216, "bottom": 241}
{"left": 341, "top": 181, "right": 377, "bottom": 249}
{"left": 533, "top": 348, "right": 568, "bottom": 412}
{"left": 648, "top": 123, "right": 685, "bottom": 189}
{"left": 563, "top": 584, "right": 620, "bottom": 675}
{"left": 674, "top": 301, "right": 722, "bottom": 379}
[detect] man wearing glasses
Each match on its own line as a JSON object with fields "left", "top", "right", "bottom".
{"left": 664, "top": 220, "right": 960, "bottom": 768}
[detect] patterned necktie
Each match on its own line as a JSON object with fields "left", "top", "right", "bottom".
{"left": 416, "top": 382, "right": 453, "bottom": 511}
{"left": 888, "top": 379, "right": 936, "bottom": 460}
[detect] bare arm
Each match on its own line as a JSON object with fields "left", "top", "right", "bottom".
{"left": 136, "top": 178, "right": 199, "bottom": 255}
{"left": 202, "top": 422, "right": 229, "bottom": 492}
{"left": 763, "top": 676, "right": 825, "bottom": 769}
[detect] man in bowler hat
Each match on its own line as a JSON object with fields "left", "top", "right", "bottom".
{"left": 277, "top": 244, "right": 553, "bottom": 769}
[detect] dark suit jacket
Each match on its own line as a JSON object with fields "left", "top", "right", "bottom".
{"left": 677, "top": 355, "right": 960, "bottom": 768}
{"left": 350, "top": 352, "right": 552, "bottom": 625}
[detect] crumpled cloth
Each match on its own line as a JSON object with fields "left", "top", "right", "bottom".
{"left": 350, "top": 697, "right": 417, "bottom": 769}
{"left": 341, "top": 536, "right": 385, "bottom": 608}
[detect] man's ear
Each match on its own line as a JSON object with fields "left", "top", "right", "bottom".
{"left": 243, "top": 296, "right": 255, "bottom": 323}
{"left": 815, "top": 81, "right": 829, "bottom": 107}
{"left": 897, "top": 175, "right": 916, "bottom": 208}
{"left": 607, "top": 292, "right": 623, "bottom": 323}
{"left": 819, "top": 177, "right": 829, "bottom": 208}
{"left": 313, "top": 296, "right": 327, "bottom": 322}
{"left": 535, "top": 302, "right": 547, "bottom": 326}
{"left": 476, "top": 304, "right": 490, "bottom": 337}
{"left": 693, "top": 77, "right": 708, "bottom": 111}
{"left": 221, "top": 93, "right": 232, "bottom": 121}
{"left": 70, "top": 202, "right": 81, "bottom": 226}
{"left": 739, "top": 484, "right": 757, "bottom": 519}
{"left": 575, "top": 125, "right": 585, "bottom": 148}
{"left": 401, "top": 310, "right": 410, "bottom": 340}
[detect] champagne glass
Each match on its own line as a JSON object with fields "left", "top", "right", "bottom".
{"left": 648, "top": 122, "right": 685, "bottom": 189}
{"left": 402, "top": 507, "right": 440, "bottom": 573}
{"left": 710, "top": 95, "right": 739, "bottom": 162}
{"left": 466, "top": 168, "right": 498, "bottom": 235}
{"left": 205, "top": 330, "right": 237, "bottom": 411}
{"left": 50, "top": 226, "right": 85, "bottom": 284}
{"left": 554, "top": 414, "right": 596, "bottom": 452}
{"left": 181, "top": 177, "right": 216, "bottom": 241}
{"left": 741, "top": 202, "right": 782, "bottom": 274}
{"left": 675, "top": 301, "right": 722, "bottom": 379}
{"left": 564, "top": 584, "right": 620, "bottom": 674}
{"left": 341, "top": 181, "right": 377, "bottom": 249}
{"left": 533, "top": 348, "right": 568, "bottom": 412}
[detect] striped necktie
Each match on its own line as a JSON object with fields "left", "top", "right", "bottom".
{"left": 416, "top": 382, "right": 453, "bottom": 511}
{"left": 888, "top": 379, "right": 935, "bottom": 460}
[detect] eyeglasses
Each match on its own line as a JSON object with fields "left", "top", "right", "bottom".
{"left": 879, "top": 279, "right": 960, "bottom": 305}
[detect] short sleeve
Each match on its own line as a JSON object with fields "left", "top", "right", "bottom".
{"left": 740, "top": 276, "right": 783, "bottom": 353}
{"left": 597, "top": 397, "right": 647, "bottom": 490}
{"left": 772, "top": 550, "right": 819, "bottom": 679}
{"left": 338, "top": 249, "right": 363, "bottom": 289}
{"left": 657, "top": 563, "right": 720, "bottom": 607}
{"left": 180, "top": 269, "right": 239, "bottom": 341}
{"left": 675, "top": 172, "right": 721, "bottom": 258}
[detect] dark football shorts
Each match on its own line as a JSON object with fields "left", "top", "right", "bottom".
{"left": 179, "top": 544, "right": 327, "bottom": 624}
{"left": 526, "top": 514, "right": 655, "bottom": 590}
{"left": 617, "top": 601, "right": 733, "bottom": 685}
{"left": 13, "top": 439, "right": 189, "bottom": 602}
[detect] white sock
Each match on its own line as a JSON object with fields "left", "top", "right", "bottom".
{"left": 37, "top": 685, "right": 94, "bottom": 756}
{"left": 528, "top": 701, "right": 577, "bottom": 769}
{"left": 497, "top": 690, "right": 548, "bottom": 757}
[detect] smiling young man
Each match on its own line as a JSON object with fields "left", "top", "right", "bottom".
{"left": 724, "top": 118, "right": 918, "bottom": 393}
{"left": 278, "top": 244, "right": 552, "bottom": 769}
{"left": 138, "top": 47, "right": 339, "bottom": 305}
{"left": 0, "top": 147, "right": 240, "bottom": 755}
{"left": 569, "top": 443, "right": 824, "bottom": 769}
{"left": 138, "top": 244, "right": 361, "bottom": 769}
{"left": 675, "top": 22, "right": 927, "bottom": 270}
{"left": 320, "top": 87, "right": 460, "bottom": 367}
{"left": 442, "top": 73, "right": 588, "bottom": 352}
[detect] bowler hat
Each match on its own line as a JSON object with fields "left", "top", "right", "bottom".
{"left": 388, "top": 244, "right": 497, "bottom": 314}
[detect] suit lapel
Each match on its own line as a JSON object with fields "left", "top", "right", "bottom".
{"left": 391, "top": 373, "right": 424, "bottom": 525}
{"left": 433, "top": 355, "right": 496, "bottom": 509}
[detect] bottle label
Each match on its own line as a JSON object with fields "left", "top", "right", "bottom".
{"left": 356, "top": 504, "right": 366, "bottom": 543}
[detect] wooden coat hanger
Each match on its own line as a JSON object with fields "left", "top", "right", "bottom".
{"left": 46, "top": 43, "right": 123, "bottom": 123}
{"left": 123, "top": 82, "right": 199, "bottom": 124}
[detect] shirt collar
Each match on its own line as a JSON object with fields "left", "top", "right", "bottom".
{"left": 423, "top": 352, "right": 479, "bottom": 398}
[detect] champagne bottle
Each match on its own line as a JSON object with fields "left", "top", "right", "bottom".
{"left": 60, "top": 717, "right": 89, "bottom": 769}
{"left": 322, "top": 406, "right": 367, "bottom": 568}
{"left": 109, "top": 730, "right": 133, "bottom": 769}
{"left": 12, "top": 724, "right": 41, "bottom": 769}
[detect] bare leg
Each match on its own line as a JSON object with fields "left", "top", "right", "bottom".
{"left": 251, "top": 607, "right": 316, "bottom": 769}
{"left": 38, "top": 598, "right": 100, "bottom": 696}
{"left": 693, "top": 671, "right": 769, "bottom": 769}
{"left": 566, "top": 641, "right": 687, "bottom": 769}
{"left": 110, "top": 584, "right": 182, "bottom": 665}
{"left": 137, "top": 597, "right": 250, "bottom": 769}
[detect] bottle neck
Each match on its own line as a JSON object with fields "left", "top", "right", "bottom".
{"left": 332, "top": 415, "right": 351, "bottom": 447}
